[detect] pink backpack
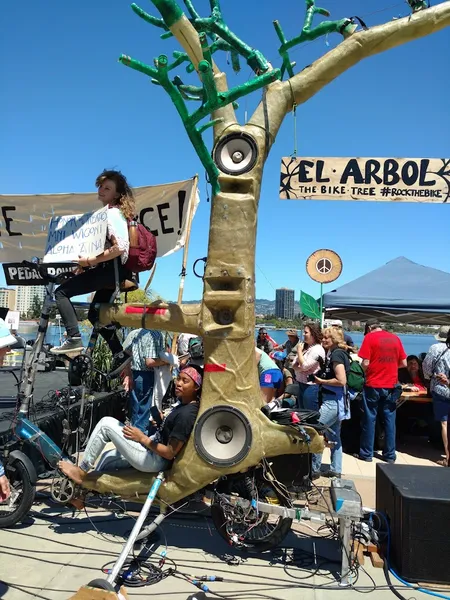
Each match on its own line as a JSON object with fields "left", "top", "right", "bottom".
{"left": 125, "top": 220, "right": 157, "bottom": 273}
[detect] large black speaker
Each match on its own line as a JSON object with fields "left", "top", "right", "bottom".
{"left": 194, "top": 406, "right": 252, "bottom": 467}
{"left": 376, "top": 463, "right": 450, "bottom": 584}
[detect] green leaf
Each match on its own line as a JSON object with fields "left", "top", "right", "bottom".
{"left": 300, "top": 290, "right": 321, "bottom": 320}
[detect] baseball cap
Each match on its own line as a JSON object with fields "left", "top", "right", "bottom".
{"left": 272, "top": 351, "right": 287, "bottom": 361}
{"left": 286, "top": 329, "right": 298, "bottom": 337}
{"left": 435, "top": 325, "right": 450, "bottom": 341}
{"left": 329, "top": 319, "right": 343, "bottom": 327}
{"left": 365, "top": 318, "right": 381, "bottom": 328}
{"left": 0, "top": 318, "right": 17, "bottom": 349}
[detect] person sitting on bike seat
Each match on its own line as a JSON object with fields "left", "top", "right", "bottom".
{"left": 51, "top": 169, "right": 135, "bottom": 363}
{"left": 57, "top": 365, "right": 203, "bottom": 483}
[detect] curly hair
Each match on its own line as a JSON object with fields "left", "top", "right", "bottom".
{"left": 303, "top": 321, "right": 323, "bottom": 347}
{"left": 95, "top": 169, "right": 136, "bottom": 221}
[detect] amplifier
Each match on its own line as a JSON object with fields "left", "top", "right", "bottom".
{"left": 376, "top": 463, "right": 450, "bottom": 584}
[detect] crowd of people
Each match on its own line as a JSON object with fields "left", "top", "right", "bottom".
{"left": 2, "top": 300, "right": 450, "bottom": 497}
{"left": 256, "top": 319, "right": 450, "bottom": 477}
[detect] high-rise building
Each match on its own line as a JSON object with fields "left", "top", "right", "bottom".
{"left": 0, "top": 287, "right": 17, "bottom": 311}
{"left": 275, "top": 288, "right": 295, "bottom": 320}
{"left": 16, "top": 286, "right": 46, "bottom": 316}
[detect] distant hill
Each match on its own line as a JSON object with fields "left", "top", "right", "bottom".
{"left": 177, "top": 298, "right": 300, "bottom": 315}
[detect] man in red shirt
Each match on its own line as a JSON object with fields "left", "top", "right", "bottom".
{"left": 357, "top": 319, "right": 407, "bottom": 463}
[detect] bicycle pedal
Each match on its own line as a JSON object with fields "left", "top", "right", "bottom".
{"left": 70, "top": 497, "right": 85, "bottom": 511}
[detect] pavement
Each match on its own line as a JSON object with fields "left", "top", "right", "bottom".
{"left": 0, "top": 441, "right": 447, "bottom": 600}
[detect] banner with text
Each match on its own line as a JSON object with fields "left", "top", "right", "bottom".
{"left": 0, "top": 177, "right": 199, "bottom": 263}
{"left": 280, "top": 157, "right": 450, "bottom": 203}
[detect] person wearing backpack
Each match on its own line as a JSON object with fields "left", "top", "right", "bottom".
{"left": 305, "top": 327, "right": 351, "bottom": 479}
{"left": 51, "top": 170, "right": 155, "bottom": 369}
{"left": 423, "top": 326, "right": 450, "bottom": 466}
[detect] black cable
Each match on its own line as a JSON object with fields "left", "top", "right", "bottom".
{"left": 383, "top": 560, "right": 411, "bottom": 600}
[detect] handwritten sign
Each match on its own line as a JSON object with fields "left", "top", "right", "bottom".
{"left": 43, "top": 206, "right": 108, "bottom": 263}
{"left": 280, "top": 157, "right": 450, "bottom": 203}
{"left": 0, "top": 178, "right": 199, "bottom": 263}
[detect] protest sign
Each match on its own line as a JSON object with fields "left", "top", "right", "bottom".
{"left": 5, "top": 311, "right": 19, "bottom": 331}
{"left": 43, "top": 206, "right": 108, "bottom": 263}
{"left": 0, "top": 177, "right": 199, "bottom": 262}
{"left": 280, "top": 157, "right": 450, "bottom": 203}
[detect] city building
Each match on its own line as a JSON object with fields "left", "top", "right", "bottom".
{"left": 275, "top": 288, "right": 295, "bottom": 320}
{"left": 0, "top": 287, "right": 17, "bottom": 311}
{"left": 16, "top": 285, "right": 46, "bottom": 316}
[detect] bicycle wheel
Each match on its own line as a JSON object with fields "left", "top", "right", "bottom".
{"left": 0, "top": 459, "right": 35, "bottom": 528}
{"left": 211, "top": 473, "right": 292, "bottom": 552}
{"left": 87, "top": 579, "right": 116, "bottom": 591}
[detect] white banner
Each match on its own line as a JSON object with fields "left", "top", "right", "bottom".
{"left": 280, "top": 157, "right": 450, "bottom": 203}
{"left": 43, "top": 206, "right": 108, "bottom": 263}
{"left": 0, "top": 177, "right": 199, "bottom": 263}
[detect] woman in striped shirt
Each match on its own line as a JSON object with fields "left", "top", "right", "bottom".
{"left": 292, "top": 322, "right": 325, "bottom": 409}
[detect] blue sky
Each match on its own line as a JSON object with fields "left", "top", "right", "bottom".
{"left": 1, "top": 0, "right": 449, "bottom": 303}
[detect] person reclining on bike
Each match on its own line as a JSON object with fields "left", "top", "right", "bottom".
{"left": 57, "top": 365, "right": 203, "bottom": 483}
{"left": 51, "top": 169, "right": 135, "bottom": 363}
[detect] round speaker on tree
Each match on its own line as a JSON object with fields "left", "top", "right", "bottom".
{"left": 194, "top": 405, "right": 252, "bottom": 467}
{"left": 213, "top": 132, "right": 258, "bottom": 176}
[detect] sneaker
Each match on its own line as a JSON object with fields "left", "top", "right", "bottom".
{"left": 352, "top": 453, "right": 373, "bottom": 463}
{"left": 324, "top": 471, "right": 342, "bottom": 479}
{"left": 310, "top": 472, "right": 321, "bottom": 481}
{"left": 109, "top": 351, "right": 132, "bottom": 378}
{"left": 50, "top": 337, "right": 84, "bottom": 355}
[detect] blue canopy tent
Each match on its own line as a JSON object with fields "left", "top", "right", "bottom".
{"left": 322, "top": 257, "right": 450, "bottom": 325}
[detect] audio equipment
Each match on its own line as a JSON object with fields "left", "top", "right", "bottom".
{"left": 213, "top": 132, "right": 258, "bottom": 176}
{"left": 194, "top": 405, "right": 252, "bottom": 467}
{"left": 266, "top": 453, "right": 311, "bottom": 491}
{"left": 376, "top": 463, "right": 450, "bottom": 584}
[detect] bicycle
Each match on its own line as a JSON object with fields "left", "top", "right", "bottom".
{"left": 0, "top": 259, "right": 131, "bottom": 527}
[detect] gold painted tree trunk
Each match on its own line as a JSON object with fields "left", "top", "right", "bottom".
{"left": 91, "top": 124, "right": 323, "bottom": 503}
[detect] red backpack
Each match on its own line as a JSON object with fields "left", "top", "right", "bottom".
{"left": 125, "top": 220, "right": 157, "bottom": 273}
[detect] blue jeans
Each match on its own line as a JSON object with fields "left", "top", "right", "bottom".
{"left": 130, "top": 370, "right": 155, "bottom": 435}
{"left": 303, "top": 388, "right": 342, "bottom": 475}
{"left": 360, "top": 386, "right": 399, "bottom": 461}
{"left": 80, "top": 417, "right": 170, "bottom": 474}
{"left": 298, "top": 383, "right": 319, "bottom": 410}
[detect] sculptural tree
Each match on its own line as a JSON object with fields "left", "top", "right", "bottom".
{"left": 94, "top": 0, "right": 450, "bottom": 503}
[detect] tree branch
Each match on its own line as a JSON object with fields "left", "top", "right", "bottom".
{"left": 250, "top": 2, "right": 450, "bottom": 146}
{"left": 98, "top": 301, "right": 202, "bottom": 335}
{"left": 151, "top": 2, "right": 238, "bottom": 134}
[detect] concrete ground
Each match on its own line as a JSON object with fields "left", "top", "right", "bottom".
{"left": 0, "top": 443, "right": 446, "bottom": 600}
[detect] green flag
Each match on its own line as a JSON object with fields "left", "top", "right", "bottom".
{"left": 300, "top": 290, "right": 321, "bottom": 320}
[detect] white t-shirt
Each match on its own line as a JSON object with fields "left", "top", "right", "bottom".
{"left": 107, "top": 207, "right": 129, "bottom": 264}
{"left": 177, "top": 333, "right": 197, "bottom": 356}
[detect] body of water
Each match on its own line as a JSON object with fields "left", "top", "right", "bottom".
{"left": 17, "top": 323, "right": 437, "bottom": 357}
{"left": 260, "top": 329, "right": 437, "bottom": 357}
{"left": 18, "top": 324, "right": 91, "bottom": 347}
